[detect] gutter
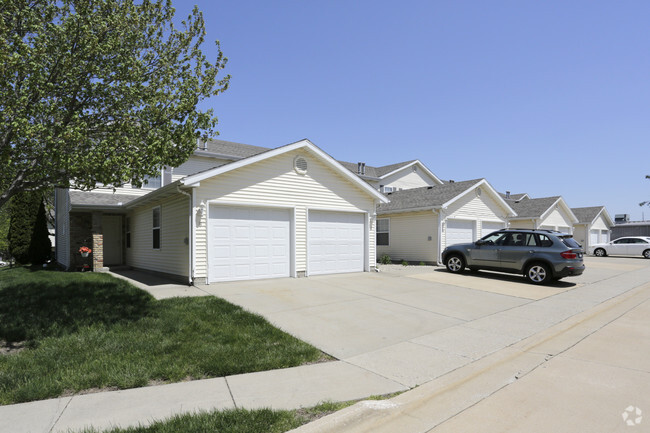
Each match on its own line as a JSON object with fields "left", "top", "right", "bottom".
{"left": 176, "top": 185, "right": 193, "bottom": 286}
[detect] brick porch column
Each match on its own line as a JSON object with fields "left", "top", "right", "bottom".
{"left": 91, "top": 212, "right": 106, "bottom": 271}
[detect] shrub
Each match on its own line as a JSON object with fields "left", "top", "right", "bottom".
{"left": 419, "top": 261, "right": 426, "bottom": 266}
{"left": 379, "top": 254, "right": 392, "bottom": 265}
{"left": 401, "top": 260, "right": 408, "bottom": 266}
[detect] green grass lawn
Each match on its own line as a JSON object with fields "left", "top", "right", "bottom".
{"left": 0, "top": 267, "right": 325, "bottom": 405}
{"left": 79, "top": 400, "right": 368, "bottom": 433}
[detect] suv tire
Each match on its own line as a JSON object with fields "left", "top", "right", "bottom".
{"left": 525, "top": 263, "right": 551, "bottom": 285}
{"left": 445, "top": 254, "right": 465, "bottom": 273}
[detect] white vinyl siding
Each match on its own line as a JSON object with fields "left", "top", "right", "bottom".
{"left": 126, "top": 195, "right": 189, "bottom": 278}
{"left": 379, "top": 168, "right": 441, "bottom": 191}
{"left": 193, "top": 149, "right": 376, "bottom": 280}
{"left": 540, "top": 208, "right": 574, "bottom": 232}
{"left": 308, "top": 211, "right": 364, "bottom": 275}
{"left": 377, "top": 211, "right": 437, "bottom": 263}
{"left": 172, "top": 156, "right": 232, "bottom": 182}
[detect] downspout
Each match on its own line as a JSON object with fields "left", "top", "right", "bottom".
{"left": 177, "top": 186, "right": 193, "bottom": 285}
{"left": 435, "top": 207, "right": 445, "bottom": 265}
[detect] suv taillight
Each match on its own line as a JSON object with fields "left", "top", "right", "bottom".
{"left": 560, "top": 251, "right": 577, "bottom": 259}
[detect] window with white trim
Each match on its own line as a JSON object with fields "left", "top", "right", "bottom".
{"left": 152, "top": 207, "right": 161, "bottom": 249}
{"left": 377, "top": 218, "right": 389, "bottom": 246}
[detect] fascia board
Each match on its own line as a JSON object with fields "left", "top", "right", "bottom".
{"left": 183, "top": 139, "right": 389, "bottom": 203}
{"left": 377, "top": 206, "right": 438, "bottom": 215}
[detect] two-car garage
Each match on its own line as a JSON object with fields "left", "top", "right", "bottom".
{"left": 208, "top": 206, "right": 365, "bottom": 282}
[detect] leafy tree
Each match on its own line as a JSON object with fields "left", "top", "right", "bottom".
{"left": 29, "top": 198, "right": 52, "bottom": 265}
{"left": 0, "top": 0, "right": 230, "bottom": 209}
{"left": 0, "top": 199, "right": 9, "bottom": 260}
{"left": 8, "top": 191, "right": 41, "bottom": 264}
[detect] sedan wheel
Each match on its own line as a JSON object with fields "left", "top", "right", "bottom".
{"left": 594, "top": 248, "right": 606, "bottom": 257}
{"left": 644, "top": 250, "right": 650, "bottom": 259}
{"left": 525, "top": 263, "right": 550, "bottom": 285}
{"left": 445, "top": 255, "right": 465, "bottom": 273}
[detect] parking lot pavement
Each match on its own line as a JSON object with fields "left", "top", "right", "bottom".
{"left": 288, "top": 275, "right": 650, "bottom": 433}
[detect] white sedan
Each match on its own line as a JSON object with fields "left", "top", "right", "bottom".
{"left": 589, "top": 236, "right": 650, "bottom": 259}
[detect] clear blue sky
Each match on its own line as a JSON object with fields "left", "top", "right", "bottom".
{"left": 174, "top": 0, "right": 650, "bottom": 221}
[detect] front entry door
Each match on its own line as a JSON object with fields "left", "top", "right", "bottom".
{"left": 103, "top": 215, "right": 123, "bottom": 265}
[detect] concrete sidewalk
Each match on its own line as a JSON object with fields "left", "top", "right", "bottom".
{"left": 0, "top": 361, "right": 407, "bottom": 433}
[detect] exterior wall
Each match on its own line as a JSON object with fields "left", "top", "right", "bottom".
{"left": 380, "top": 168, "right": 440, "bottom": 191}
{"left": 573, "top": 224, "right": 588, "bottom": 248}
{"left": 55, "top": 188, "right": 71, "bottom": 269}
{"left": 377, "top": 211, "right": 437, "bottom": 263}
{"left": 441, "top": 190, "right": 510, "bottom": 251}
{"left": 193, "top": 149, "right": 377, "bottom": 280}
{"left": 591, "top": 215, "right": 609, "bottom": 231}
{"left": 508, "top": 219, "right": 536, "bottom": 229}
{"left": 172, "top": 156, "right": 232, "bottom": 182}
{"left": 126, "top": 194, "right": 190, "bottom": 279}
{"left": 540, "top": 208, "right": 574, "bottom": 232}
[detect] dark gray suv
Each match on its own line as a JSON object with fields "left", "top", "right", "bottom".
{"left": 441, "top": 229, "right": 585, "bottom": 284}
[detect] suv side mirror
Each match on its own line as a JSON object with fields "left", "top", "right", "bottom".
{"left": 475, "top": 239, "right": 486, "bottom": 246}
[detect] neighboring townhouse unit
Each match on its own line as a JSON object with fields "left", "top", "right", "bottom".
{"left": 338, "top": 160, "right": 443, "bottom": 192}
{"left": 572, "top": 206, "right": 614, "bottom": 248}
{"left": 56, "top": 139, "right": 388, "bottom": 283}
{"left": 505, "top": 196, "right": 578, "bottom": 233}
{"left": 375, "top": 179, "right": 516, "bottom": 264}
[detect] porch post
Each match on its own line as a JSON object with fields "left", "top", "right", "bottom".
{"left": 91, "top": 211, "right": 106, "bottom": 271}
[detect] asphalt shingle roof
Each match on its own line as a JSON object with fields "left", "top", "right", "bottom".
{"left": 499, "top": 192, "right": 528, "bottom": 201}
{"left": 572, "top": 206, "right": 605, "bottom": 224}
{"left": 338, "top": 160, "right": 417, "bottom": 178}
{"left": 69, "top": 191, "right": 140, "bottom": 207}
{"left": 509, "top": 196, "right": 561, "bottom": 219}
{"left": 202, "top": 139, "right": 271, "bottom": 158}
{"left": 377, "top": 179, "right": 484, "bottom": 213}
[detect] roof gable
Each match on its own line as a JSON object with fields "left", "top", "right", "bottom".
{"left": 377, "top": 178, "right": 516, "bottom": 215}
{"left": 510, "top": 196, "right": 578, "bottom": 223}
{"left": 572, "top": 206, "right": 614, "bottom": 227}
{"left": 182, "top": 139, "right": 389, "bottom": 203}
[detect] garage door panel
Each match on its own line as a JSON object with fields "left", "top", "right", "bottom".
{"left": 447, "top": 219, "right": 475, "bottom": 246}
{"left": 209, "top": 206, "right": 291, "bottom": 282}
{"left": 309, "top": 211, "right": 364, "bottom": 275}
{"left": 482, "top": 222, "right": 505, "bottom": 237}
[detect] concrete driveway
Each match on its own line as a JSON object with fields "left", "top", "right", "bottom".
{"left": 197, "top": 256, "right": 650, "bottom": 388}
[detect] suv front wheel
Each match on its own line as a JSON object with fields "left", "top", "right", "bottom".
{"left": 445, "top": 254, "right": 465, "bottom": 273}
{"left": 525, "top": 263, "right": 551, "bottom": 285}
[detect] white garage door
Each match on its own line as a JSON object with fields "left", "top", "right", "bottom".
{"left": 590, "top": 229, "right": 599, "bottom": 245}
{"left": 481, "top": 221, "right": 505, "bottom": 238}
{"left": 558, "top": 226, "right": 571, "bottom": 234}
{"left": 208, "top": 206, "right": 290, "bottom": 282}
{"left": 308, "top": 211, "right": 364, "bottom": 275}
{"left": 601, "top": 230, "right": 609, "bottom": 243}
{"left": 446, "top": 219, "right": 475, "bottom": 247}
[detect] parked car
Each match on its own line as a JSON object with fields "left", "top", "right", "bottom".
{"left": 588, "top": 236, "right": 650, "bottom": 259}
{"left": 441, "top": 229, "right": 585, "bottom": 284}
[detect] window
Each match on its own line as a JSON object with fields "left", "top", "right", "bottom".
{"left": 377, "top": 218, "right": 389, "bottom": 246}
{"left": 538, "top": 234, "right": 553, "bottom": 247}
{"left": 152, "top": 207, "right": 161, "bottom": 249}
{"left": 143, "top": 174, "right": 162, "bottom": 189}
{"left": 126, "top": 217, "right": 131, "bottom": 248}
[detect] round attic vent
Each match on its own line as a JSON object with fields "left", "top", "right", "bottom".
{"left": 294, "top": 156, "right": 308, "bottom": 174}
